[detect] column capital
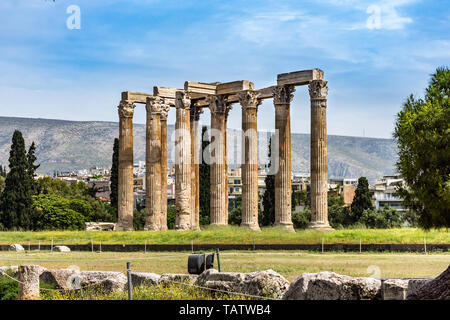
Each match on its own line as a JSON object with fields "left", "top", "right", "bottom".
{"left": 146, "top": 96, "right": 163, "bottom": 115}
{"left": 273, "top": 85, "right": 295, "bottom": 105}
{"left": 190, "top": 105, "right": 204, "bottom": 121}
{"left": 238, "top": 90, "right": 262, "bottom": 111}
{"left": 309, "top": 80, "right": 328, "bottom": 100}
{"left": 175, "top": 91, "right": 191, "bottom": 110}
{"left": 118, "top": 100, "right": 135, "bottom": 118}
{"left": 208, "top": 95, "right": 232, "bottom": 116}
{"left": 160, "top": 104, "right": 171, "bottom": 121}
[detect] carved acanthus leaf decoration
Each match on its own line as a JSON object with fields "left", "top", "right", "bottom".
{"left": 272, "top": 86, "right": 295, "bottom": 105}
{"left": 118, "top": 100, "right": 135, "bottom": 118}
{"left": 309, "top": 80, "right": 328, "bottom": 100}
{"left": 237, "top": 90, "right": 261, "bottom": 110}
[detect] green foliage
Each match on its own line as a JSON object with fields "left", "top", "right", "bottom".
{"left": 110, "top": 138, "right": 119, "bottom": 211}
{"left": 32, "top": 194, "right": 85, "bottom": 230}
{"left": 261, "top": 137, "right": 275, "bottom": 226}
{"left": 228, "top": 208, "right": 242, "bottom": 226}
{"left": 292, "top": 210, "right": 311, "bottom": 229}
{"left": 27, "top": 141, "right": 39, "bottom": 194}
{"left": 199, "top": 126, "right": 211, "bottom": 224}
{"left": 0, "top": 176, "right": 5, "bottom": 194}
{"left": 360, "top": 207, "right": 404, "bottom": 229}
{"left": 394, "top": 67, "right": 450, "bottom": 229}
{"left": 350, "top": 177, "right": 373, "bottom": 223}
{"left": 0, "top": 165, "right": 6, "bottom": 178}
{"left": 0, "top": 130, "right": 34, "bottom": 230}
{"left": 133, "top": 209, "right": 146, "bottom": 230}
{"left": 0, "top": 271, "right": 17, "bottom": 300}
{"left": 328, "top": 195, "right": 351, "bottom": 228}
{"left": 167, "top": 205, "right": 177, "bottom": 229}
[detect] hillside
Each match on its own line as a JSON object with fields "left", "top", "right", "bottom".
{"left": 0, "top": 116, "right": 397, "bottom": 180}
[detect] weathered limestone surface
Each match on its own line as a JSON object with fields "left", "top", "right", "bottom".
{"left": 18, "top": 265, "right": 45, "bottom": 300}
{"left": 190, "top": 105, "right": 202, "bottom": 230}
{"left": 407, "top": 266, "right": 450, "bottom": 300}
{"left": 117, "top": 100, "right": 135, "bottom": 231}
{"left": 79, "top": 271, "right": 127, "bottom": 293}
{"left": 308, "top": 80, "right": 332, "bottom": 230}
{"left": 145, "top": 96, "right": 163, "bottom": 231}
{"left": 85, "top": 222, "right": 116, "bottom": 231}
{"left": 130, "top": 272, "right": 161, "bottom": 287}
{"left": 382, "top": 279, "right": 408, "bottom": 300}
{"left": 174, "top": 92, "right": 192, "bottom": 230}
{"left": 283, "top": 272, "right": 381, "bottom": 300}
{"left": 272, "top": 86, "right": 295, "bottom": 231}
{"left": 53, "top": 245, "right": 71, "bottom": 252}
{"left": 9, "top": 244, "right": 25, "bottom": 252}
{"left": 238, "top": 90, "right": 261, "bottom": 230}
{"left": 160, "top": 104, "right": 170, "bottom": 231}
{"left": 40, "top": 268, "right": 81, "bottom": 290}
{"left": 209, "top": 95, "right": 231, "bottom": 225}
{"left": 406, "top": 278, "right": 431, "bottom": 298}
{"left": 159, "top": 273, "right": 198, "bottom": 286}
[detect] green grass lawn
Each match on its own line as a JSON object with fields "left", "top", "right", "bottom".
{"left": 0, "top": 250, "right": 448, "bottom": 281}
{"left": 0, "top": 226, "right": 448, "bottom": 245}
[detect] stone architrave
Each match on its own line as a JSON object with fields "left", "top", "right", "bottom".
{"left": 160, "top": 103, "right": 170, "bottom": 231}
{"left": 272, "top": 86, "right": 295, "bottom": 231}
{"left": 144, "top": 96, "right": 163, "bottom": 231}
{"left": 190, "top": 105, "right": 203, "bottom": 230}
{"left": 238, "top": 90, "right": 261, "bottom": 230}
{"left": 208, "top": 95, "right": 232, "bottom": 226}
{"left": 308, "top": 80, "right": 332, "bottom": 230}
{"left": 117, "top": 100, "right": 135, "bottom": 231}
{"left": 174, "top": 91, "right": 192, "bottom": 230}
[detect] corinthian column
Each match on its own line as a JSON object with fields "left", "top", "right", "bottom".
{"left": 272, "top": 86, "right": 295, "bottom": 231}
{"left": 308, "top": 80, "right": 332, "bottom": 229}
{"left": 190, "top": 105, "right": 203, "bottom": 230}
{"left": 238, "top": 90, "right": 261, "bottom": 230}
{"left": 144, "top": 96, "right": 162, "bottom": 231}
{"left": 160, "top": 103, "right": 170, "bottom": 231}
{"left": 117, "top": 100, "right": 135, "bottom": 231}
{"left": 174, "top": 91, "right": 192, "bottom": 230}
{"left": 209, "top": 95, "right": 231, "bottom": 226}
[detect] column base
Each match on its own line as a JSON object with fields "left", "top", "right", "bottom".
{"left": 115, "top": 224, "right": 134, "bottom": 232}
{"left": 308, "top": 221, "right": 334, "bottom": 230}
{"left": 240, "top": 223, "right": 261, "bottom": 231}
{"left": 273, "top": 222, "right": 295, "bottom": 232}
{"left": 143, "top": 225, "right": 160, "bottom": 231}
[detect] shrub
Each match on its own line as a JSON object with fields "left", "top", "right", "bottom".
{"left": 167, "top": 205, "right": 177, "bottom": 229}
{"left": 292, "top": 210, "right": 311, "bottom": 229}
{"left": 228, "top": 208, "right": 241, "bottom": 226}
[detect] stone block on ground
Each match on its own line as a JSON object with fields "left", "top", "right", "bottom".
{"left": 407, "top": 266, "right": 450, "bottom": 300}
{"left": 406, "top": 279, "right": 430, "bottom": 298}
{"left": 79, "top": 271, "right": 127, "bottom": 293}
{"left": 85, "top": 222, "right": 116, "bottom": 231}
{"left": 382, "top": 279, "right": 408, "bottom": 300}
{"left": 237, "top": 270, "right": 290, "bottom": 299}
{"left": 130, "top": 272, "right": 161, "bottom": 287}
{"left": 283, "top": 272, "right": 382, "bottom": 300}
{"left": 159, "top": 273, "right": 199, "bottom": 286}
{"left": 53, "top": 245, "right": 71, "bottom": 252}
{"left": 9, "top": 244, "right": 25, "bottom": 252}
{"left": 40, "top": 269, "right": 81, "bottom": 290}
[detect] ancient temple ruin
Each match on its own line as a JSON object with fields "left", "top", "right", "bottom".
{"left": 116, "top": 69, "right": 332, "bottom": 231}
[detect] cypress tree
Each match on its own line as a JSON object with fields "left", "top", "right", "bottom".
{"left": 199, "top": 126, "right": 211, "bottom": 224}
{"left": 110, "top": 138, "right": 119, "bottom": 210}
{"left": 350, "top": 177, "right": 373, "bottom": 223}
{"left": 27, "top": 142, "right": 39, "bottom": 194}
{"left": 261, "top": 137, "right": 275, "bottom": 226}
{"left": 0, "top": 130, "right": 34, "bottom": 230}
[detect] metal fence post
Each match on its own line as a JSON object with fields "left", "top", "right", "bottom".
{"left": 127, "top": 262, "right": 133, "bottom": 300}
{"left": 216, "top": 248, "right": 221, "bottom": 272}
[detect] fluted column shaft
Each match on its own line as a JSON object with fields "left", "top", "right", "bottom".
{"left": 190, "top": 106, "right": 202, "bottom": 230}
{"left": 309, "top": 80, "right": 331, "bottom": 229}
{"left": 273, "top": 86, "right": 295, "bottom": 231}
{"left": 117, "top": 100, "right": 135, "bottom": 231}
{"left": 160, "top": 104, "right": 170, "bottom": 231}
{"left": 238, "top": 91, "right": 261, "bottom": 230}
{"left": 145, "top": 96, "right": 162, "bottom": 231}
{"left": 175, "top": 92, "right": 192, "bottom": 230}
{"left": 209, "top": 96, "right": 231, "bottom": 225}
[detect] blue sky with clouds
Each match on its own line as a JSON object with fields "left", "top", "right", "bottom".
{"left": 0, "top": 0, "right": 448, "bottom": 138}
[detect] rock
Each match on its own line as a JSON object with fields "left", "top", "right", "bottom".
{"left": 85, "top": 222, "right": 116, "bottom": 231}
{"left": 159, "top": 273, "right": 198, "bottom": 286}
{"left": 406, "top": 279, "right": 430, "bottom": 298}
{"left": 407, "top": 266, "right": 450, "bottom": 300}
{"left": 79, "top": 271, "right": 127, "bottom": 293}
{"left": 53, "top": 246, "right": 71, "bottom": 252}
{"left": 130, "top": 272, "right": 161, "bottom": 287}
{"left": 9, "top": 244, "right": 25, "bottom": 252}
{"left": 0, "top": 266, "right": 19, "bottom": 277}
{"left": 18, "top": 265, "right": 45, "bottom": 300}
{"left": 283, "top": 272, "right": 381, "bottom": 300}
{"left": 237, "top": 270, "right": 290, "bottom": 299}
{"left": 382, "top": 279, "right": 408, "bottom": 300}
{"left": 40, "top": 269, "right": 81, "bottom": 290}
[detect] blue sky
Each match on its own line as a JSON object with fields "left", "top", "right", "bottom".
{"left": 0, "top": 0, "right": 448, "bottom": 138}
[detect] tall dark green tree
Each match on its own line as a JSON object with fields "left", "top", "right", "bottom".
{"left": 261, "top": 137, "right": 275, "bottom": 226}
{"left": 350, "top": 177, "right": 373, "bottom": 223}
{"left": 110, "top": 138, "right": 119, "bottom": 211}
{"left": 0, "top": 131, "right": 34, "bottom": 230}
{"left": 26, "top": 142, "right": 39, "bottom": 194}
{"left": 199, "top": 126, "right": 211, "bottom": 224}
{"left": 394, "top": 67, "right": 450, "bottom": 229}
